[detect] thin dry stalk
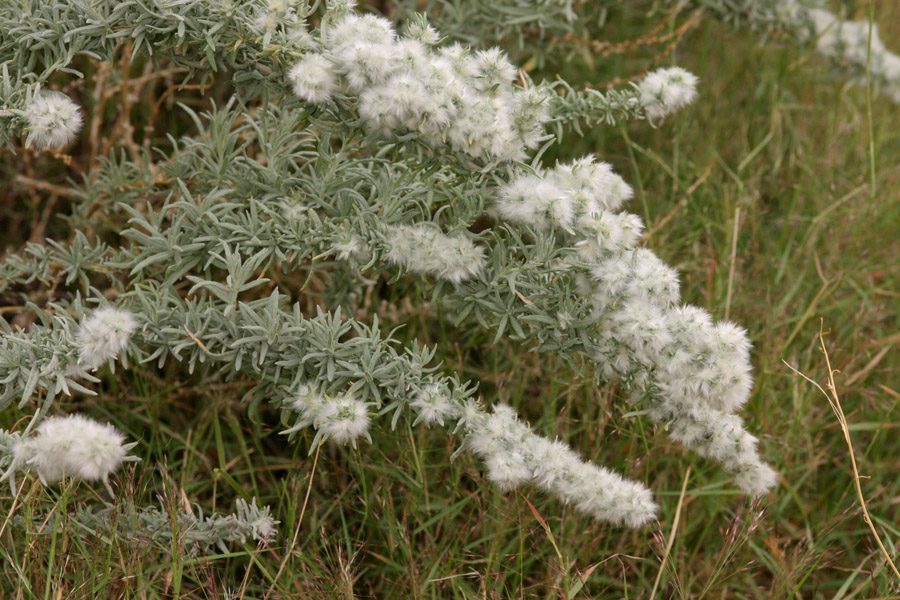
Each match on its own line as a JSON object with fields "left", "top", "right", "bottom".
{"left": 264, "top": 441, "right": 323, "bottom": 599}
{"left": 783, "top": 321, "right": 900, "bottom": 583}
{"left": 649, "top": 466, "right": 691, "bottom": 600}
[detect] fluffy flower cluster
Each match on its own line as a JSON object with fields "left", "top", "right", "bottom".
{"left": 256, "top": 0, "right": 300, "bottom": 31}
{"left": 495, "top": 158, "right": 777, "bottom": 497}
{"left": 409, "top": 384, "right": 459, "bottom": 426}
{"left": 285, "top": 385, "right": 371, "bottom": 449}
{"left": 384, "top": 223, "right": 485, "bottom": 283}
{"left": 636, "top": 67, "right": 699, "bottom": 122}
{"left": 496, "top": 156, "right": 634, "bottom": 231}
{"left": 24, "top": 91, "right": 84, "bottom": 150}
{"left": 76, "top": 306, "right": 138, "bottom": 370}
{"left": 463, "top": 405, "right": 656, "bottom": 527}
{"left": 288, "top": 13, "right": 550, "bottom": 160}
{"left": 777, "top": 0, "right": 900, "bottom": 100}
{"left": 2, "top": 414, "right": 138, "bottom": 493}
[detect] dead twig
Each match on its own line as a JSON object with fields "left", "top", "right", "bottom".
{"left": 783, "top": 320, "right": 900, "bottom": 582}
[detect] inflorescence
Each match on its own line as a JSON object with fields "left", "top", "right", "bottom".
{"left": 1, "top": 414, "right": 139, "bottom": 495}
{"left": 0, "top": 1, "right": 842, "bottom": 534}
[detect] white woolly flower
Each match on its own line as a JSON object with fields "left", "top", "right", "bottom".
{"left": 637, "top": 67, "right": 699, "bottom": 121}
{"left": 24, "top": 92, "right": 84, "bottom": 150}
{"left": 472, "top": 48, "right": 518, "bottom": 94}
{"left": 665, "top": 404, "right": 776, "bottom": 496}
{"left": 325, "top": 13, "right": 394, "bottom": 48}
{"left": 281, "top": 201, "right": 308, "bottom": 220}
{"left": 315, "top": 396, "right": 371, "bottom": 447}
{"left": 384, "top": 223, "right": 485, "bottom": 283}
{"left": 289, "top": 384, "right": 326, "bottom": 429}
{"left": 76, "top": 306, "right": 138, "bottom": 370}
{"left": 317, "top": 14, "right": 547, "bottom": 161}
{"left": 496, "top": 158, "right": 635, "bottom": 234}
{"left": 325, "top": 15, "right": 398, "bottom": 92}
{"left": 464, "top": 405, "right": 657, "bottom": 527}
{"left": 332, "top": 234, "right": 367, "bottom": 261}
{"left": 289, "top": 54, "right": 339, "bottom": 104}
{"left": 7, "top": 414, "right": 137, "bottom": 492}
{"left": 394, "top": 39, "right": 431, "bottom": 74}
{"left": 510, "top": 86, "right": 551, "bottom": 150}
{"left": 495, "top": 174, "right": 574, "bottom": 230}
{"left": 575, "top": 211, "right": 644, "bottom": 260}
{"left": 405, "top": 20, "right": 440, "bottom": 45}
{"left": 591, "top": 248, "right": 680, "bottom": 308}
{"left": 438, "top": 42, "right": 478, "bottom": 80}
{"left": 484, "top": 451, "right": 532, "bottom": 491}
{"left": 332, "top": 41, "right": 398, "bottom": 91}
{"left": 550, "top": 157, "right": 634, "bottom": 214}
{"left": 410, "top": 384, "right": 458, "bottom": 426}
{"left": 786, "top": 4, "right": 900, "bottom": 100}
{"left": 284, "top": 385, "right": 372, "bottom": 448}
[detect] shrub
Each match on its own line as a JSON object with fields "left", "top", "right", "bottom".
{"left": 0, "top": 0, "right": 898, "bottom": 594}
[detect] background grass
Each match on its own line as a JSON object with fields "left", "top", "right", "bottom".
{"left": 1, "top": 1, "right": 899, "bottom": 598}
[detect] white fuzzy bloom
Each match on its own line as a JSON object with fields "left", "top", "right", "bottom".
{"left": 484, "top": 451, "right": 532, "bottom": 491}
{"left": 325, "top": 15, "right": 398, "bottom": 92}
{"left": 500, "top": 153, "right": 774, "bottom": 497}
{"left": 787, "top": 4, "right": 900, "bottom": 100}
{"left": 360, "top": 72, "right": 432, "bottom": 134}
{"left": 465, "top": 405, "right": 657, "bottom": 527}
{"left": 289, "top": 54, "right": 339, "bottom": 104}
{"left": 438, "top": 42, "right": 478, "bottom": 80}
{"left": 575, "top": 211, "right": 644, "bottom": 260}
{"left": 550, "top": 157, "right": 634, "bottom": 214}
{"left": 664, "top": 403, "right": 776, "bottom": 496}
{"left": 495, "top": 174, "right": 574, "bottom": 230}
{"left": 24, "top": 92, "right": 83, "bottom": 150}
{"left": 332, "top": 234, "right": 367, "bottom": 261}
{"left": 289, "top": 383, "right": 326, "bottom": 428}
{"left": 496, "top": 157, "right": 634, "bottom": 233}
{"left": 384, "top": 223, "right": 485, "bottom": 283}
{"left": 332, "top": 41, "right": 398, "bottom": 91}
{"left": 510, "top": 86, "right": 551, "bottom": 150}
{"left": 637, "top": 67, "right": 699, "bottom": 121}
{"left": 591, "top": 248, "right": 680, "bottom": 307}
{"left": 586, "top": 266, "right": 774, "bottom": 494}
{"left": 472, "top": 48, "right": 518, "bottom": 95}
{"left": 9, "top": 415, "right": 135, "bottom": 488}
{"left": 325, "top": 13, "right": 395, "bottom": 48}
{"left": 394, "top": 39, "right": 431, "bottom": 74}
{"left": 491, "top": 155, "right": 775, "bottom": 494}
{"left": 447, "top": 92, "right": 522, "bottom": 161}
{"left": 255, "top": 10, "right": 279, "bottom": 31}
{"left": 315, "top": 14, "right": 547, "bottom": 160}
{"left": 315, "top": 396, "right": 371, "bottom": 447}
{"left": 405, "top": 20, "right": 440, "bottom": 45}
{"left": 76, "top": 307, "right": 138, "bottom": 370}
{"left": 285, "top": 386, "right": 371, "bottom": 448}
{"left": 410, "top": 384, "right": 458, "bottom": 426}
{"left": 281, "top": 201, "right": 308, "bottom": 220}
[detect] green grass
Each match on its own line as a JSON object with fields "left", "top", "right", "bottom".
{"left": 2, "top": 3, "right": 900, "bottom": 598}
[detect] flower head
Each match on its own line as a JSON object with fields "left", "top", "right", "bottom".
{"left": 410, "top": 384, "right": 458, "bottom": 426}
{"left": 289, "top": 54, "right": 339, "bottom": 104}
{"left": 384, "top": 224, "right": 485, "bottom": 283}
{"left": 24, "top": 92, "right": 83, "bottom": 150}
{"left": 76, "top": 306, "right": 138, "bottom": 370}
{"left": 315, "top": 396, "right": 371, "bottom": 447}
{"left": 637, "top": 67, "right": 699, "bottom": 121}
{"left": 8, "top": 414, "right": 136, "bottom": 491}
